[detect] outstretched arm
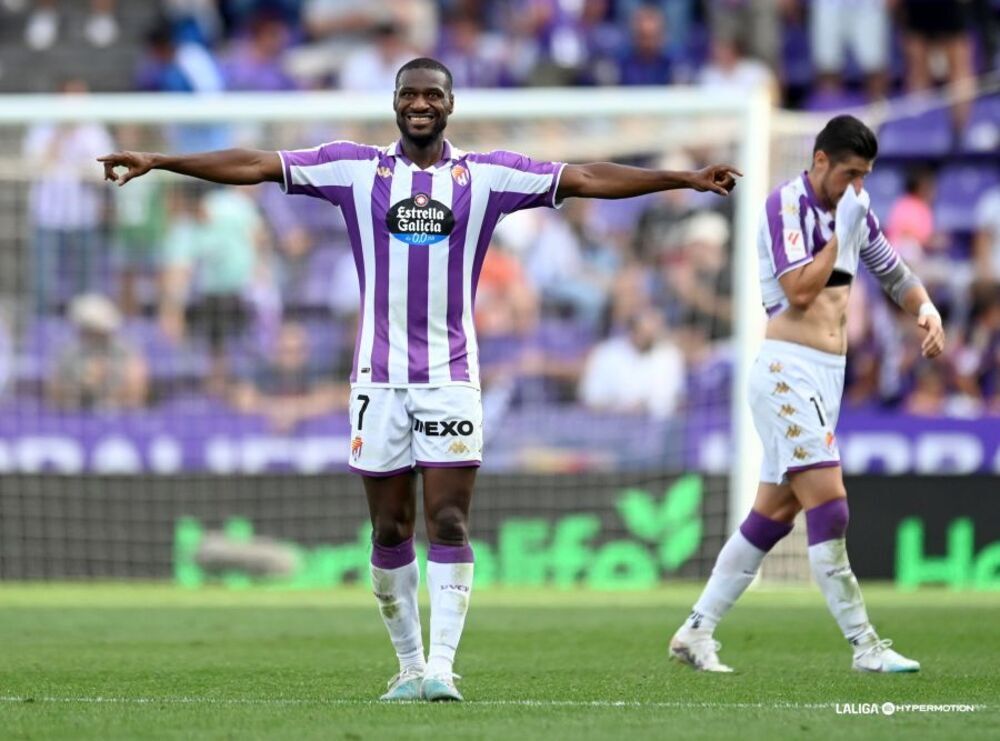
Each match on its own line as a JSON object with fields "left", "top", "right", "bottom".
{"left": 98, "top": 149, "right": 283, "bottom": 187}
{"left": 556, "top": 162, "right": 741, "bottom": 200}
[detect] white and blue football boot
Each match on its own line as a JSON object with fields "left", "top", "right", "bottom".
{"left": 421, "top": 673, "right": 463, "bottom": 702}
{"left": 379, "top": 666, "right": 425, "bottom": 701}
{"left": 852, "top": 638, "right": 920, "bottom": 673}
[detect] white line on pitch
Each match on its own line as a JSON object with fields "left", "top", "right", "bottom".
{"left": 0, "top": 696, "right": 853, "bottom": 710}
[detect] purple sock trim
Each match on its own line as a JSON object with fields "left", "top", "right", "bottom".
{"left": 428, "top": 542, "right": 475, "bottom": 564}
{"left": 371, "top": 536, "right": 416, "bottom": 570}
{"left": 739, "top": 510, "right": 793, "bottom": 552}
{"left": 806, "top": 498, "right": 849, "bottom": 545}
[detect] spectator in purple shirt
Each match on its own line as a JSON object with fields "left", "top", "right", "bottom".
{"left": 616, "top": 5, "right": 673, "bottom": 86}
{"left": 222, "top": 10, "right": 299, "bottom": 91}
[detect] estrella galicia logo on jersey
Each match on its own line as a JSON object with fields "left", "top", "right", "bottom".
{"left": 387, "top": 193, "right": 455, "bottom": 245}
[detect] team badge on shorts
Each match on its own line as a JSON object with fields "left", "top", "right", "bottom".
{"left": 449, "top": 441, "right": 470, "bottom": 455}
{"left": 451, "top": 165, "right": 468, "bottom": 186}
{"left": 351, "top": 436, "right": 363, "bottom": 461}
{"left": 825, "top": 431, "right": 837, "bottom": 451}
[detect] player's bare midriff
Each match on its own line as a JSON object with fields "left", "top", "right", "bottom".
{"left": 766, "top": 284, "right": 850, "bottom": 355}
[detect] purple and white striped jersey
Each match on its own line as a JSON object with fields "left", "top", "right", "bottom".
{"left": 757, "top": 171, "right": 900, "bottom": 316}
{"left": 278, "top": 139, "right": 564, "bottom": 387}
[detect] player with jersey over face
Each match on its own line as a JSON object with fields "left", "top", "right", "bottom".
{"left": 669, "top": 115, "right": 945, "bottom": 674}
{"left": 98, "top": 57, "right": 740, "bottom": 702}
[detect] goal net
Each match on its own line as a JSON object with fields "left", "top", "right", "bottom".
{"left": 0, "top": 87, "right": 771, "bottom": 588}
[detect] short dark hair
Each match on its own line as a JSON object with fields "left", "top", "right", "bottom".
{"left": 395, "top": 57, "right": 453, "bottom": 92}
{"left": 813, "top": 115, "right": 878, "bottom": 163}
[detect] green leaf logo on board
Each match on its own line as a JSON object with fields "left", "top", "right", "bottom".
{"left": 617, "top": 474, "right": 703, "bottom": 570}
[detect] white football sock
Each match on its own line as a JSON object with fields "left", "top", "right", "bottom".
{"left": 425, "top": 554, "right": 474, "bottom": 677}
{"left": 685, "top": 531, "right": 767, "bottom": 633}
{"left": 370, "top": 558, "right": 425, "bottom": 673}
{"left": 808, "top": 538, "right": 872, "bottom": 643}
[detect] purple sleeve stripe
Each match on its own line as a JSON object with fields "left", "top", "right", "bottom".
{"left": 466, "top": 150, "right": 561, "bottom": 175}
{"left": 865, "top": 210, "right": 880, "bottom": 241}
{"left": 284, "top": 141, "right": 379, "bottom": 168}
{"left": 282, "top": 147, "right": 325, "bottom": 169}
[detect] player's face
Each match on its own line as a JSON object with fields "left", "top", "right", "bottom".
{"left": 817, "top": 152, "right": 873, "bottom": 208}
{"left": 394, "top": 69, "right": 453, "bottom": 146}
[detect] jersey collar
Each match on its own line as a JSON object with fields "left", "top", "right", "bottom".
{"left": 389, "top": 139, "right": 454, "bottom": 170}
{"left": 801, "top": 171, "right": 829, "bottom": 214}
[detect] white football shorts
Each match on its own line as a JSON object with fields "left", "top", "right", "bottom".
{"left": 748, "top": 339, "right": 845, "bottom": 484}
{"left": 347, "top": 385, "right": 483, "bottom": 476}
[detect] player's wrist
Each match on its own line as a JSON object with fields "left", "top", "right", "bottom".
{"left": 674, "top": 170, "right": 698, "bottom": 190}
{"left": 918, "top": 301, "right": 940, "bottom": 320}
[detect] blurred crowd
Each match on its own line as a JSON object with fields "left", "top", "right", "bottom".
{"left": 4, "top": 0, "right": 998, "bottom": 110}
{"left": 5, "top": 0, "right": 1000, "bottom": 427}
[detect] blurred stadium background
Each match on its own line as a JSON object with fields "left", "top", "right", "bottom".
{"left": 0, "top": 0, "right": 997, "bottom": 594}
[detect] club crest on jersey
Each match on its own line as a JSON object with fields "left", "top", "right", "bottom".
{"left": 387, "top": 193, "right": 455, "bottom": 245}
{"left": 451, "top": 165, "right": 468, "bottom": 186}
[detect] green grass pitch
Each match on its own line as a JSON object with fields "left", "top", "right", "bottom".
{"left": 1, "top": 584, "right": 996, "bottom": 740}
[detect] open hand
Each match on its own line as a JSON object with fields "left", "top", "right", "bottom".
{"left": 689, "top": 164, "right": 742, "bottom": 196}
{"left": 97, "top": 151, "right": 156, "bottom": 186}
{"left": 917, "top": 313, "right": 945, "bottom": 359}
